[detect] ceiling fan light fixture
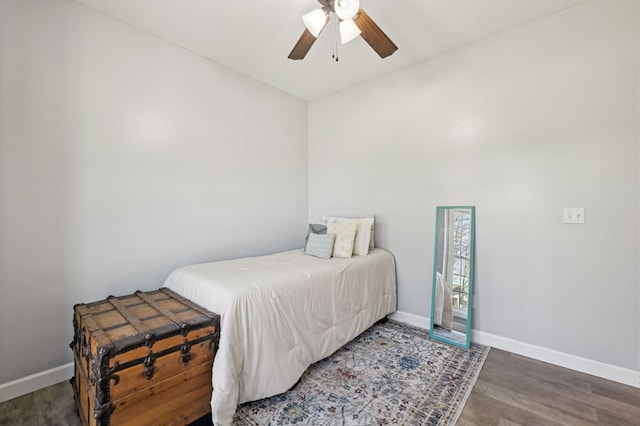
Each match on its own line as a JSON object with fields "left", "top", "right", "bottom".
{"left": 334, "top": 0, "right": 360, "bottom": 20}
{"left": 289, "top": 0, "right": 397, "bottom": 61}
{"left": 339, "top": 19, "right": 361, "bottom": 44}
{"left": 302, "top": 8, "right": 329, "bottom": 38}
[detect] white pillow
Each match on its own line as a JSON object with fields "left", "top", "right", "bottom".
{"left": 324, "top": 216, "right": 375, "bottom": 255}
{"left": 327, "top": 221, "right": 357, "bottom": 258}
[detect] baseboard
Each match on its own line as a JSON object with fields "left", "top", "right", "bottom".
{"left": 0, "top": 363, "right": 74, "bottom": 404}
{"left": 388, "top": 311, "right": 431, "bottom": 329}
{"left": 391, "top": 310, "right": 640, "bottom": 389}
{"left": 3, "top": 313, "right": 639, "bottom": 404}
{"left": 472, "top": 330, "right": 640, "bottom": 388}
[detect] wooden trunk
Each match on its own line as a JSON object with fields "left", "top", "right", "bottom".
{"left": 70, "top": 288, "right": 220, "bottom": 426}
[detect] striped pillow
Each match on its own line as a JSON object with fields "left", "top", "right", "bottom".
{"left": 305, "top": 233, "right": 335, "bottom": 259}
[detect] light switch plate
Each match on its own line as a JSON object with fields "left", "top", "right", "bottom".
{"left": 563, "top": 208, "right": 585, "bottom": 224}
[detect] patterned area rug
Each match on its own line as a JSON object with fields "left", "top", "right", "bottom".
{"left": 233, "top": 320, "right": 489, "bottom": 425}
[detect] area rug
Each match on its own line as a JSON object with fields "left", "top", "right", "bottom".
{"left": 233, "top": 320, "right": 489, "bottom": 425}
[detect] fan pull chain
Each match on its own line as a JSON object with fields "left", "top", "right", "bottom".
{"left": 331, "top": 22, "right": 336, "bottom": 61}
{"left": 333, "top": 17, "right": 339, "bottom": 62}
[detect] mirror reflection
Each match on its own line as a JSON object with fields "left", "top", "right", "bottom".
{"left": 430, "top": 206, "right": 475, "bottom": 349}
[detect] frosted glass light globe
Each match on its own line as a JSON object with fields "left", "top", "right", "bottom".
{"left": 334, "top": 0, "right": 360, "bottom": 20}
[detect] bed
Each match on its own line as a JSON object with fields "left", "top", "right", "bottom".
{"left": 162, "top": 248, "right": 397, "bottom": 426}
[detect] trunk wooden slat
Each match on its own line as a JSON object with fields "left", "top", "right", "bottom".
{"left": 70, "top": 288, "right": 220, "bottom": 426}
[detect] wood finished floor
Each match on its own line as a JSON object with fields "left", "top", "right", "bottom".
{"left": 458, "top": 349, "right": 640, "bottom": 425}
{"left": 1, "top": 348, "right": 639, "bottom": 425}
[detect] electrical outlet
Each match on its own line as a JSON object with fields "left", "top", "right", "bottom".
{"left": 563, "top": 208, "right": 586, "bottom": 224}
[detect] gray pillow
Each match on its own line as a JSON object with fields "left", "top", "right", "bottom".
{"left": 305, "top": 223, "right": 327, "bottom": 247}
{"left": 305, "top": 233, "right": 335, "bottom": 259}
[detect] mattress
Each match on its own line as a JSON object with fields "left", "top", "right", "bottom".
{"left": 163, "top": 248, "right": 397, "bottom": 426}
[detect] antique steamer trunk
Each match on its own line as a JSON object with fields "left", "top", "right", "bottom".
{"left": 70, "top": 288, "right": 220, "bottom": 426}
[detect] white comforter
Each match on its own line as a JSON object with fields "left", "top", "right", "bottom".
{"left": 163, "top": 248, "right": 397, "bottom": 426}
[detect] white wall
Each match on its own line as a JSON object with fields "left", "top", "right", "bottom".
{"left": 0, "top": 0, "right": 307, "bottom": 385}
{"left": 309, "top": 0, "right": 640, "bottom": 371}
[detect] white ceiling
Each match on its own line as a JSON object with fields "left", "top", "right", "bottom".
{"left": 74, "top": 0, "right": 587, "bottom": 100}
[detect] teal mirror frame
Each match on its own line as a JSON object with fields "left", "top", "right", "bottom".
{"left": 429, "top": 206, "right": 476, "bottom": 349}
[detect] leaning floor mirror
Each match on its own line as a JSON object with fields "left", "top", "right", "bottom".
{"left": 430, "top": 206, "right": 475, "bottom": 349}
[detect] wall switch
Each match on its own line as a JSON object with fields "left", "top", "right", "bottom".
{"left": 563, "top": 208, "right": 586, "bottom": 224}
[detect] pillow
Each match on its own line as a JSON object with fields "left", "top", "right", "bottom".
{"left": 305, "top": 223, "right": 327, "bottom": 247}
{"left": 305, "top": 233, "right": 335, "bottom": 259}
{"left": 324, "top": 216, "right": 375, "bottom": 255}
{"left": 327, "top": 221, "right": 357, "bottom": 258}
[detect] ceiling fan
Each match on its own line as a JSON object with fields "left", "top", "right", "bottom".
{"left": 288, "top": 0, "right": 398, "bottom": 60}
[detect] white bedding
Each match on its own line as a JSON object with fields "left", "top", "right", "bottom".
{"left": 163, "top": 248, "right": 397, "bottom": 426}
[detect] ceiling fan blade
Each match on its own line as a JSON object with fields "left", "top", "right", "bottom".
{"left": 318, "top": 0, "right": 330, "bottom": 6}
{"left": 288, "top": 29, "right": 317, "bottom": 60}
{"left": 354, "top": 9, "right": 398, "bottom": 58}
